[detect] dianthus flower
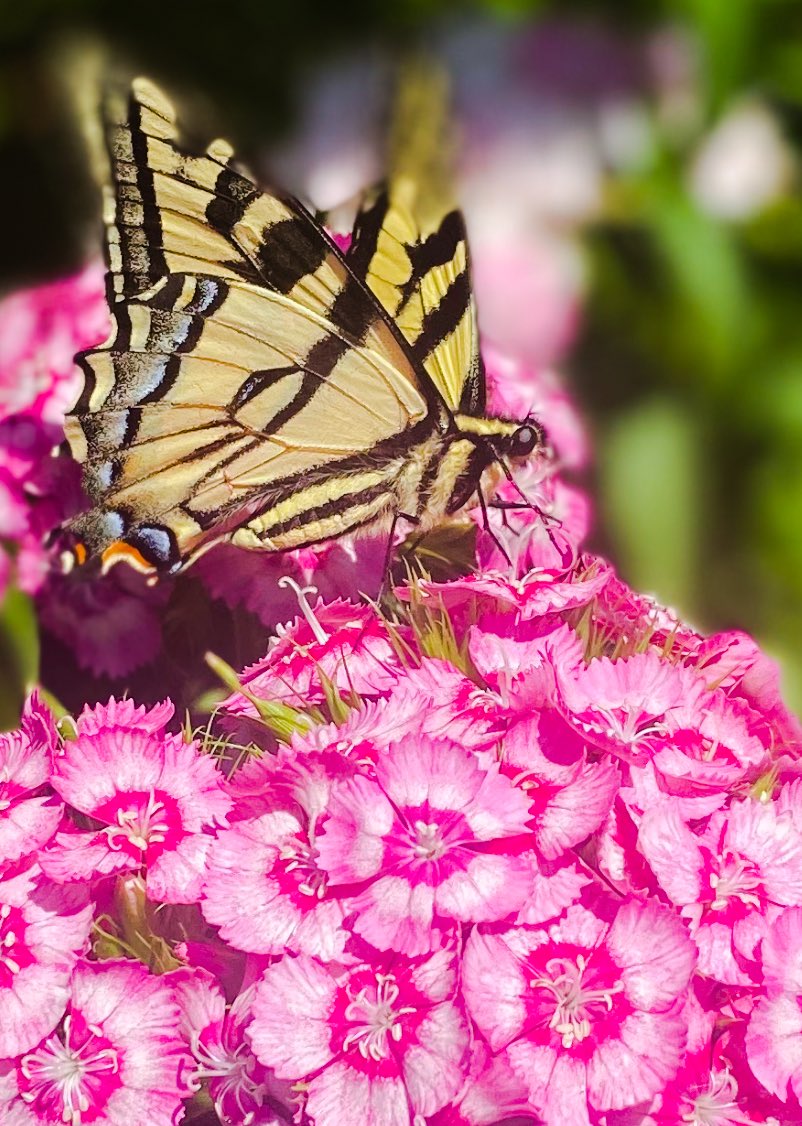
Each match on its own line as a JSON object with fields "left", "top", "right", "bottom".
{"left": 249, "top": 944, "right": 470, "bottom": 1126}
{"left": 175, "top": 967, "right": 295, "bottom": 1125}
{"left": 0, "top": 861, "right": 92, "bottom": 1059}
{"left": 0, "top": 958, "right": 193, "bottom": 1124}
{"left": 224, "top": 593, "right": 408, "bottom": 714}
{"left": 0, "top": 693, "right": 62, "bottom": 867}
{"left": 316, "top": 734, "right": 534, "bottom": 954}
{"left": 41, "top": 698, "right": 232, "bottom": 903}
{"left": 639, "top": 792, "right": 802, "bottom": 984}
{"left": 463, "top": 898, "right": 697, "bottom": 1124}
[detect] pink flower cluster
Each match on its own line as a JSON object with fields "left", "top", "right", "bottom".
{"left": 0, "top": 264, "right": 109, "bottom": 598}
{"left": 2, "top": 552, "right": 801, "bottom": 1124}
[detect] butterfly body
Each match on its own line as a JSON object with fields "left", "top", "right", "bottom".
{"left": 64, "top": 78, "right": 543, "bottom": 576}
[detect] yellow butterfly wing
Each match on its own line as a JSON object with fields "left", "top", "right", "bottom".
{"left": 65, "top": 78, "right": 447, "bottom": 572}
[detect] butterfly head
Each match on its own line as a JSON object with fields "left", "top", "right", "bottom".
{"left": 453, "top": 413, "right": 545, "bottom": 462}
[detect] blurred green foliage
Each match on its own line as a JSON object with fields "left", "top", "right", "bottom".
{"left": 2, "top": 0, "right": 802, "bottom": 710}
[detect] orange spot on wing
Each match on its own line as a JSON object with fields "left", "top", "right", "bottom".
{"left": 100, "top": 541, "right": 156, "bottom": 576}
{"left": 73, "top": 543, "right": 87, "bottom": 566}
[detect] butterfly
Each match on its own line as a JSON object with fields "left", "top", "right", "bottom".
{"left": 63, "top": 77, "right": 544, "bottom": 576}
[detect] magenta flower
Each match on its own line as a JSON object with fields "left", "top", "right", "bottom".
{"left": 0, "top": 861, "right": 92, "bottom": 1059}
{"left": 224, "top": 594, "right": 407, "bottom": 714}
{"left": 406, "top": 558, "right": 611, "bottom": 623}
{"left": 316, "top": 735, "right": 534, "bottom": 954}
{"left": 249, "top": 945, "right": 470, "bottom": 1126}
{"left": 554, "top": 646, "right": 705, "bottom": 764}
{"left": 175, "top": 968, "right": 294, "bottom": 1125}
{"left": 0, "top": 694, "right": 62, "bottom": 867}
{"left": 202, "top": 804, "right": 351, "bottom": 961}
{"left": 639, "top": 795, "right": 802, "bottom": 984}
{"left": 0, "top": 262, "right": 107, "bottom": 429}
{"left": 746, "top": 907, "right": 802, "bottom": 1108}
{"left": 0, "top": 263, "right": 108, "bottom": 597}
{"left": 0, "top": 958, "right": 193, "bottom": 1124}
{"left": 463, "top": 899, "right": 696, "bottom": 1123}
{"left": 38, "top": 566, "right": 171, "bottom": 679}
{"left": 41, "top": 698, "right": 232, "bottom": 903}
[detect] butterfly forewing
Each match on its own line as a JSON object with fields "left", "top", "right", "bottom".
{"left": 66, "top": 266, "right": 434, "bottom": 566}
{"left": 105, "top": 77, "right": 388, "bottom": 334}
{"left": 347, "top": 182, "right": 485, "bottom": 415}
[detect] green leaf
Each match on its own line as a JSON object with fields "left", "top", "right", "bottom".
{"left": 0, "top": 585, "right": 39, "bottom": 729}
{"left": 600, "top": 398, "right": 705, "bottom": 622}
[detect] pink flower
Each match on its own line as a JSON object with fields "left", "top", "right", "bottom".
{"left": 639, "top": 795, "right": 802, "bottom": 984}
{"left": 427, "top": 1042, "right": 532, "bottom": 1125}
{"left": 649, "top": 689, "right": 770, "bottom": 800}
{"left": 0, "top": 861, "right": 92, "bottom": 1058}
{"left": 403, "top": 556, "right": 611, "bottom": 625}
{"left": 747, "top": 908, "right": 802, "bottom": 1105}
{"left": 224, "top": 595, "right": 407, "bottom": 715}
{"left": 249, "top": 945, "right": 470, "bottom": 1126}
{"left": 0, "top": 262, "right": 108, "bottom": 429}
{"left": 41, "top": 698, "right": 232, "bottom": 903}
{"left": 0, "top": 694, "right": 62, "bottom": 867}
{"left": 202, "top": 802, "right": 351, "bottom": 962}
{"left": 0, "top": 958, "right": 193, "bottom": 1124}
{"left": 316, "top": 735, "right": 534, "bottom": 954}
{"left": 503, "top": 718, "right": 620, "bottom": 860}
{"left": 0, "top": 264, "right": 108, "bottom": 597}
{"left": 463, "top": 899, "right": 696, "bottom": 1124}
{"left": 554, "top": 647, "right": 705, "bottom": 764}
{"left": 174, "top": 967, "right": 294, "bottom": 1125}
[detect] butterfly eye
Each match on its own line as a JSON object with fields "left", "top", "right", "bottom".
{"left": 509, "top": 422, "right": 542, "bottom": 458}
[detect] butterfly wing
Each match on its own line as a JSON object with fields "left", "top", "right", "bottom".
{"left": 345, "top": 180, "right": 485, "bottom": 417}
{"left": 66, "top": 78, "right": 447, "bottom": 572}
{"left": 66, "top": 272, "right": 434, "bottom": 570}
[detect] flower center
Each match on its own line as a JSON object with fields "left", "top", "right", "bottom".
{"left": 19, "top": 1013, "right": 119, "bottom": 1125}
{"left": 0, "top": 901, "right": 29, "bottom": 982}
{"left": 530, "top": 954, "right": 622, "bottom": 1049}
{"left": 342, "top": 973, "right": 416, "bottom": 1061}
{"left": 105, "top": 790, "right": 170, "bottom": 853}
{"left": 191, "top": 1029, "right": 265, "bottom": 1120}
{"left": 596, "top": 708, "right": 666, "bottom": 746}
{"left": 709, "top": 852, "right": 762, "bottom": 911}
{"left": 278, "top": 837, "right": 327, "bottom": 898}
{"left": 683, "top": 1068, "right": 775, "bottom": 1125}
{"left": 412, "top": 820, "right": 447, "bottom": 861}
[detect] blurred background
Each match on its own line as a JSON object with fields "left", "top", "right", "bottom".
{"left": 3, "top": 0, "right": 802, "bottom": 708}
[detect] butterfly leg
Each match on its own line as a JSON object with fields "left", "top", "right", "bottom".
{"left": 487, "top": 498, "right": 575, "bottom": 568}
{"left": 377, "top": 510, "right": 420, "bottom": 604}
{"left": 476, "top": 484, "right": 514, "bottom": 568}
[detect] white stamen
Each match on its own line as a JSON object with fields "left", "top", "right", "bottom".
{"left": 20, "top": 1012, "right": 119, "bottom": 1124}
{"left": 342, "top": 973, "right": 415, "bottom": 1061}
{"left": 105, "top": 791, "right": 170, "bottom": 854}
{"left": 530, "top": 954, "right": 623, "bottom": 1049}
{"left": 278, "top": 576, "right": 329, "bottom": 646}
